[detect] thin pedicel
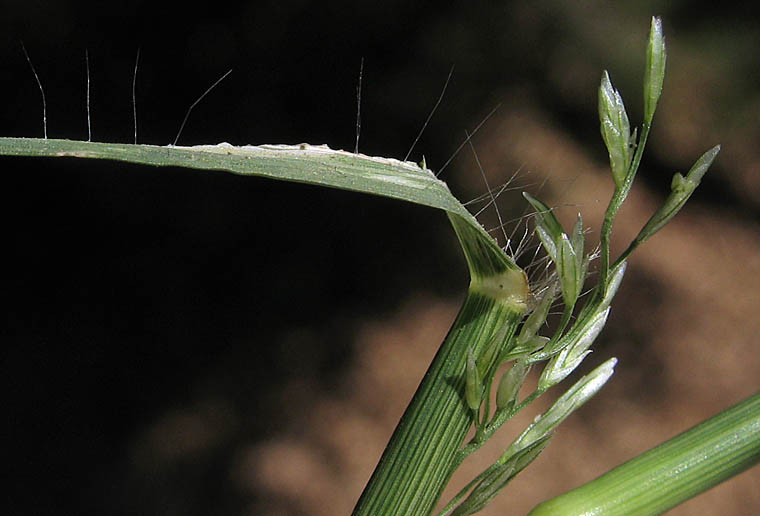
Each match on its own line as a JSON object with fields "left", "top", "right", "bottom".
{"left": 20, "top": 41, "right": 46, "bottom": 139}
{"left": 355, "top": 57, "right": 363, "bottom": 154}
{"left": 132, "top": 48, "right": 140, "bottom": 144}
{"left": 85, "top": 49, "right": 91, "bottom": 141}
{"left": 172, "top": 68, "right": 232, "bottom": 146}
{"left": 404, "top": 65, "right": 455, "bottom": 163}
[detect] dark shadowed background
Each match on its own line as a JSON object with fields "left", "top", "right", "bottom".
{"left": 2, "top": 2, "right": 759, "bottom": 515}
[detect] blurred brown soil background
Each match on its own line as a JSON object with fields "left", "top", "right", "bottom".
{"left": 3, "top": 2, "right": 758, "bottom": 515}
{"left": 248, "top": 95, "right": 760, "bottom": 515}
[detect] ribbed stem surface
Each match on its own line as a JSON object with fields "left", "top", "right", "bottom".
{"left": 353, "top": 291, "right": 523, "bottom": 515}
{"left": 529, "top": 392, "right": 760, "bottom": 516}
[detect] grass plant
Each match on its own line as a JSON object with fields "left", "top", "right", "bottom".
{"left": 1, "top": 16, "right": 757, "bottom": 516}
